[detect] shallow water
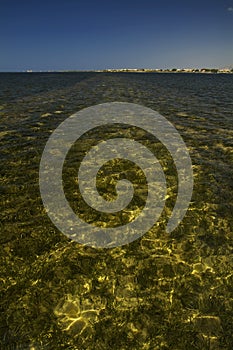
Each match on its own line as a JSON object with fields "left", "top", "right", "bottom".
{"left": 0, "top": 72, "right": 233, "bottom": 349}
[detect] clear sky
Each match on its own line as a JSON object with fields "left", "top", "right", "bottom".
{"left": 0, "top": 0, "right": 233, "bottom": 71}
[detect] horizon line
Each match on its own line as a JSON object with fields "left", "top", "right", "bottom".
{"left": 0, "top": 66, "right": 233, "bottom": 74}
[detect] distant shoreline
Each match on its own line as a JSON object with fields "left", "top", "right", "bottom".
{"left": 95, "top": 69, "right": 233, "bottom": 74}
{"left": 1, "top": 68, "right": 233, "bottom": 74}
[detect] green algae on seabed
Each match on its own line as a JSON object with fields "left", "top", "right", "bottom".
{"left": 0, "top": 72, "right": 233, "bottom": 350}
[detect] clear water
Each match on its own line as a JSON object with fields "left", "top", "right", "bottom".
{"left": 0, "top": 72, "right": 233, "bottom": 349}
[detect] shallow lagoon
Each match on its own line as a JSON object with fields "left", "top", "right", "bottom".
{"left": 0, "top": 72, "right": 233, "bottom": 349}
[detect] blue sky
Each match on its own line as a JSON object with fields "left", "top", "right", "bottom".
{"left": 0, "top": 0, "right": 233, "bottom": 71}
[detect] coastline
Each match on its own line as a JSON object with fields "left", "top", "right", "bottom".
{"left": 95, "top": 68, "right": 233, "bottom": 74}
{"left": 1, "top": 68, "right": 232, "bottom": 74}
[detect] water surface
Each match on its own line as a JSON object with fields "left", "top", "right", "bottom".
{"left": 0, "top": 72, "right": 233, "bottom": 350}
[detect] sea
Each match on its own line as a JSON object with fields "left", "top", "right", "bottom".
{"left": 0, "top": 72, "right": 233, "bottom": 350}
